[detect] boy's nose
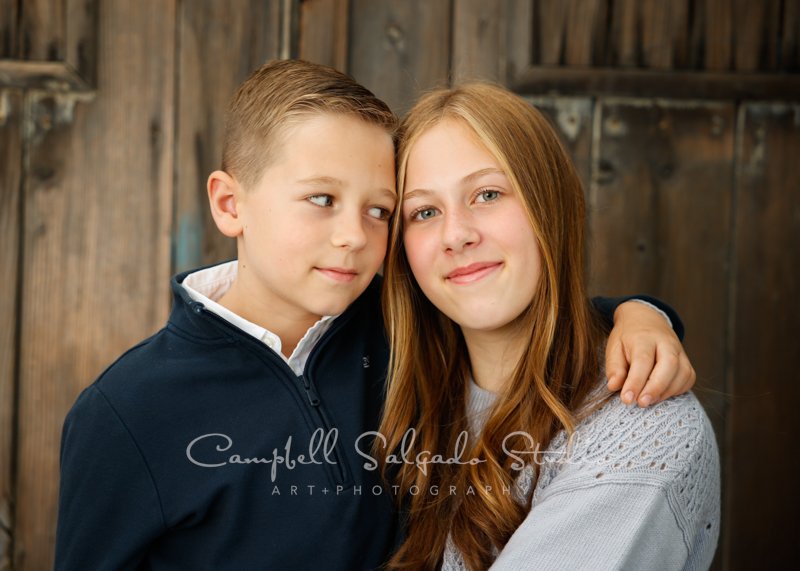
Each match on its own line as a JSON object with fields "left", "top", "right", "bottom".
{"left": 441, "top": 209, "right": 479, "bottom": 253}
{"left": 331, "top": 212, "right": 368, "bottom": 251}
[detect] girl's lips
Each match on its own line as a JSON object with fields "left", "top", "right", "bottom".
{"left": 445, "top": 262, "right": 502, "bottom": 285}
{"left": 316, "top": 267, "right": 358, "bottom": 283}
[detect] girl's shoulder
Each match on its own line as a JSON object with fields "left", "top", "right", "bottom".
{"left": 546, "top": 391, "right": 716, "bottom": 481}
{"left": 525, "top": 390, "right": 720, "bottom": 520}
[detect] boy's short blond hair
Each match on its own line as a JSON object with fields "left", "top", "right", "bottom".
{"left": 222, "top": 59, "right": 398, "bottom": 190}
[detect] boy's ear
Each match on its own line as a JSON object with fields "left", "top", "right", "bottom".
{"left": 207, "top": 170, "right": 243, "bottom": 238}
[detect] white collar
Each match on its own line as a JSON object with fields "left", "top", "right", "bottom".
{"left": 181, "top": 261, "right": 336, "bottom": 375}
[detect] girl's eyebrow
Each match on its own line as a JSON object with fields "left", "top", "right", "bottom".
{"left": 403, "top": 188, "right": 434, "bottom": 202}
{"left": 462, "top": 167, "right": 505, "bottom": 184}
{"left": 404, "top": 168, "right": 506, "bottom": 201}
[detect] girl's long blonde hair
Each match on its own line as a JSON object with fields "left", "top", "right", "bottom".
{"left": 377, "top": 83, "right": 609, "bottom": 570}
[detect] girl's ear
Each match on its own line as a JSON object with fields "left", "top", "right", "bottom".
{"left": 207, "top": 170, "right": 243, "bottom": 238}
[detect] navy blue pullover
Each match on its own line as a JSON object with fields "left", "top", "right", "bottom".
{"left": 56, "top": 268, "right": 397, "bottom": 570}
{"left": 55, "top": 264, "right": 682, "bottom": 570}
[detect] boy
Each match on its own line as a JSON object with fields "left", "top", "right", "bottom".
{"left": 55, "top": 60, "right": 691, "bottom": 569}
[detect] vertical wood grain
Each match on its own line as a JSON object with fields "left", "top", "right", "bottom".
{"left": 299, "top": 0, "right": 350, "bottom": 71}
{"left": 563, "top": 0, "right": 603, "bottom": 66}
{"left": 507, "top": 0, "right": 533, "bottom": 78}
{"left": 526, "top": 96, "right": 594, "bottom": 190}
{"left": 704, "top": 0, "right": 733, "bottom": 70}
{"left": 18, "top": 0, "right": 64, "bottom": 61}
{"left": 349, "top": 0, "right": 451, "bottom": 115}
{"left": 609, "top": 0, "right": 640, "bottom": 67}
{"left": 65, "top": 0, "right": 99, "bottom": 85}
{"left": 782, "top": 0, "right": 800, "bottom": 71}
{"left": 0, "top": 0, "right": 18, "bottom": 58}
{"left": 588, "top": 104, "right": 734, "bottom": 570}
{"left": 452, "top": 0, "right": 506, "bottom": 83}
{"left": 0, "top": 89, "right": 23, "bottom": 571}
{"left": 761, "top": 0, "right": 783, "bottom": 70}
{"left": 727, "top": 102, "right": 800, "bottom": 567}
{"left": 639, "top": 0, "right": 689, "bottom": 69}
{"left": 732, "top": 0, "right": 765, "bottom": 72}
{"left": 173, "top": 0, "right": 281, "bottom": 273}
{"left": 14, "top": 0, "right": 176, "bottom": 567}
{"left": 535, "top": 0, "right": 570, "bottom": 66}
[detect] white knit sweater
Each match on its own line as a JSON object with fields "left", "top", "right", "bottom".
{"left": 442, "top": 381, "right": 720, "bottom": 570}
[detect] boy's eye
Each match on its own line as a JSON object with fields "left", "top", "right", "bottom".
{"left": 308, "top": 194, "right": 333, "bottom": 207}
{"left": 410, "top": 207, "right": 439, "bottom": 221}
{"left": 367, "top": 206, "right": 391, "bottom": 220}
{"left": 475, "top": 190, "right": 500, "bottom": 203}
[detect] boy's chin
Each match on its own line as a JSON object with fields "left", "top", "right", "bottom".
{"left": 305, "top": 296, "right": 359, "bottom": 319}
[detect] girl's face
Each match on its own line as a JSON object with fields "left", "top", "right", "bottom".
{"left": 402, "top": 119, "right": 543, "bottom": 336}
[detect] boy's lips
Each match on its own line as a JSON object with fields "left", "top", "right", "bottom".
{"left": 445, "top": 262, "right": 502, "bottom": 285}
{"left": 315, "top": 267, "right": 359, "bottom": 283}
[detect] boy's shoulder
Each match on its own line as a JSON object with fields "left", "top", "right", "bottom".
{"left": 75, "top": 325, "right": 197, "bottom": 411}
{"left": 76, "top": 271, "right": 386, "bottom": 414}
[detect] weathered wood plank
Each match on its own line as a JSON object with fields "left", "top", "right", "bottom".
{"left": 732, "top": 0, "right": 785, "bottom": 72}
{"left": 173, "top": 0, "right": 281, "bottom": 273}
{"left": 588, "top": 104, "right": 734, "bottom": 571}
{"left": 19, "top": 0, "right": 65, "bottom": 61}
{"left": 14, "top": 1, "right": 177, "bottom": 567}
{"left": 525, "top": 96, "right": 594, "bottom": 193}
{"left": 299, "top": 0, "right": 349, "bottom": 71}
{"left": 0, "top": 60, "right": 92, "bottom": 92}
{"left": 0, "top": 88, "right": 23, "bottom": 571}
{"left": 0, "top": 0, "right": 18, "bottom": 58}
{"left": 65, "top": 0, "right": 99, "bottom": 86}
{"left": 609, "top": 0, "right": 640, "bottom": 67}
{"left": 511, "top": 66, "right": 800, "bottom": 100}
{"left": 704, "top": 0, "right": 733, "bottom": 70}
{"left": 563, "top": 0, "right": 603, "bottom": 66}
{"left": 535, "top": 0, "right": 570, "bottom": 66}
{"left": 639, "top": 0, "right": 689, "bottom": 69}
{"left": 761, "top": 0, "right": 783, "bottom": 70}
{"left": 452, "top": 0, "right": 506, "bottom": 83}
{"left": 732, "top": 0, "right": 764, "bottom": 72}
{"left": 507, "top": 0, "right": 533, "bottom": 78}
{"left": 4, "top": 0, "right": 97, "bottom": 86}
{"left": 727, "top": 102, "right": 800, "bottom": 567}
{"left": 349, "top": 0, "right": 450, "bottom": 115}
{"left": 783, "top": 0, "right": 800, "bottom": 71}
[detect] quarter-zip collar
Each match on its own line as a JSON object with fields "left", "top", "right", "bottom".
{"left": 179, "top": 259, "right": 337, "bottom": 374}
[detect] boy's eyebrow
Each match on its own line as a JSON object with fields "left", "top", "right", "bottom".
{"left": 404, "top": 168, "right": 506, "bottom": 201}
{"left": 298, "top": 175, "right": 396, "bottom": 200}
{"left": 297, "top": 175, "right": 345, "bottom": 187}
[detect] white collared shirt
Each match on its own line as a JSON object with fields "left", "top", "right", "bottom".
{"left": 181, "top": 261, "right": 337, "bottom": 376}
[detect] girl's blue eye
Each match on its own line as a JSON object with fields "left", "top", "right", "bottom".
{"left": 367, "top": 206, "right": 391, "bottom": 220}
{"left": 308, "top": 195, "right": 333, "bottom": 207}
{"left": 476, "top": 190, "right": 500, "bottom": 203}
{"left": 412, "top": 208, "right": 439, "bottom": 221}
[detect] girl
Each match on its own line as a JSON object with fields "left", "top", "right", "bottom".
{"left": 378, "top": 83, "right": 719, "bottom": 570}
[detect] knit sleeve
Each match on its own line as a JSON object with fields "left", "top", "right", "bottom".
{"left": 487, "top": 481, "right": 686, "bottom": 570}
{"left": 489, "top": 393, "right": 719, "bottom": 571}
{"left": 55, "top": 384, "right": 166, "bottom": 570}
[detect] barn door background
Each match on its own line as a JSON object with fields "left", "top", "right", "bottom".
{"left": 1, "top": 1, "right": 798, "bottom": 569}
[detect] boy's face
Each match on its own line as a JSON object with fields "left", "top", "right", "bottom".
{"left": 235, "top": 113, "right": 395, "bottom": 322}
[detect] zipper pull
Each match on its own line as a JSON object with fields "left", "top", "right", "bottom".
{"left": 299, "top": 375, "right": 321, "bottom": 407}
